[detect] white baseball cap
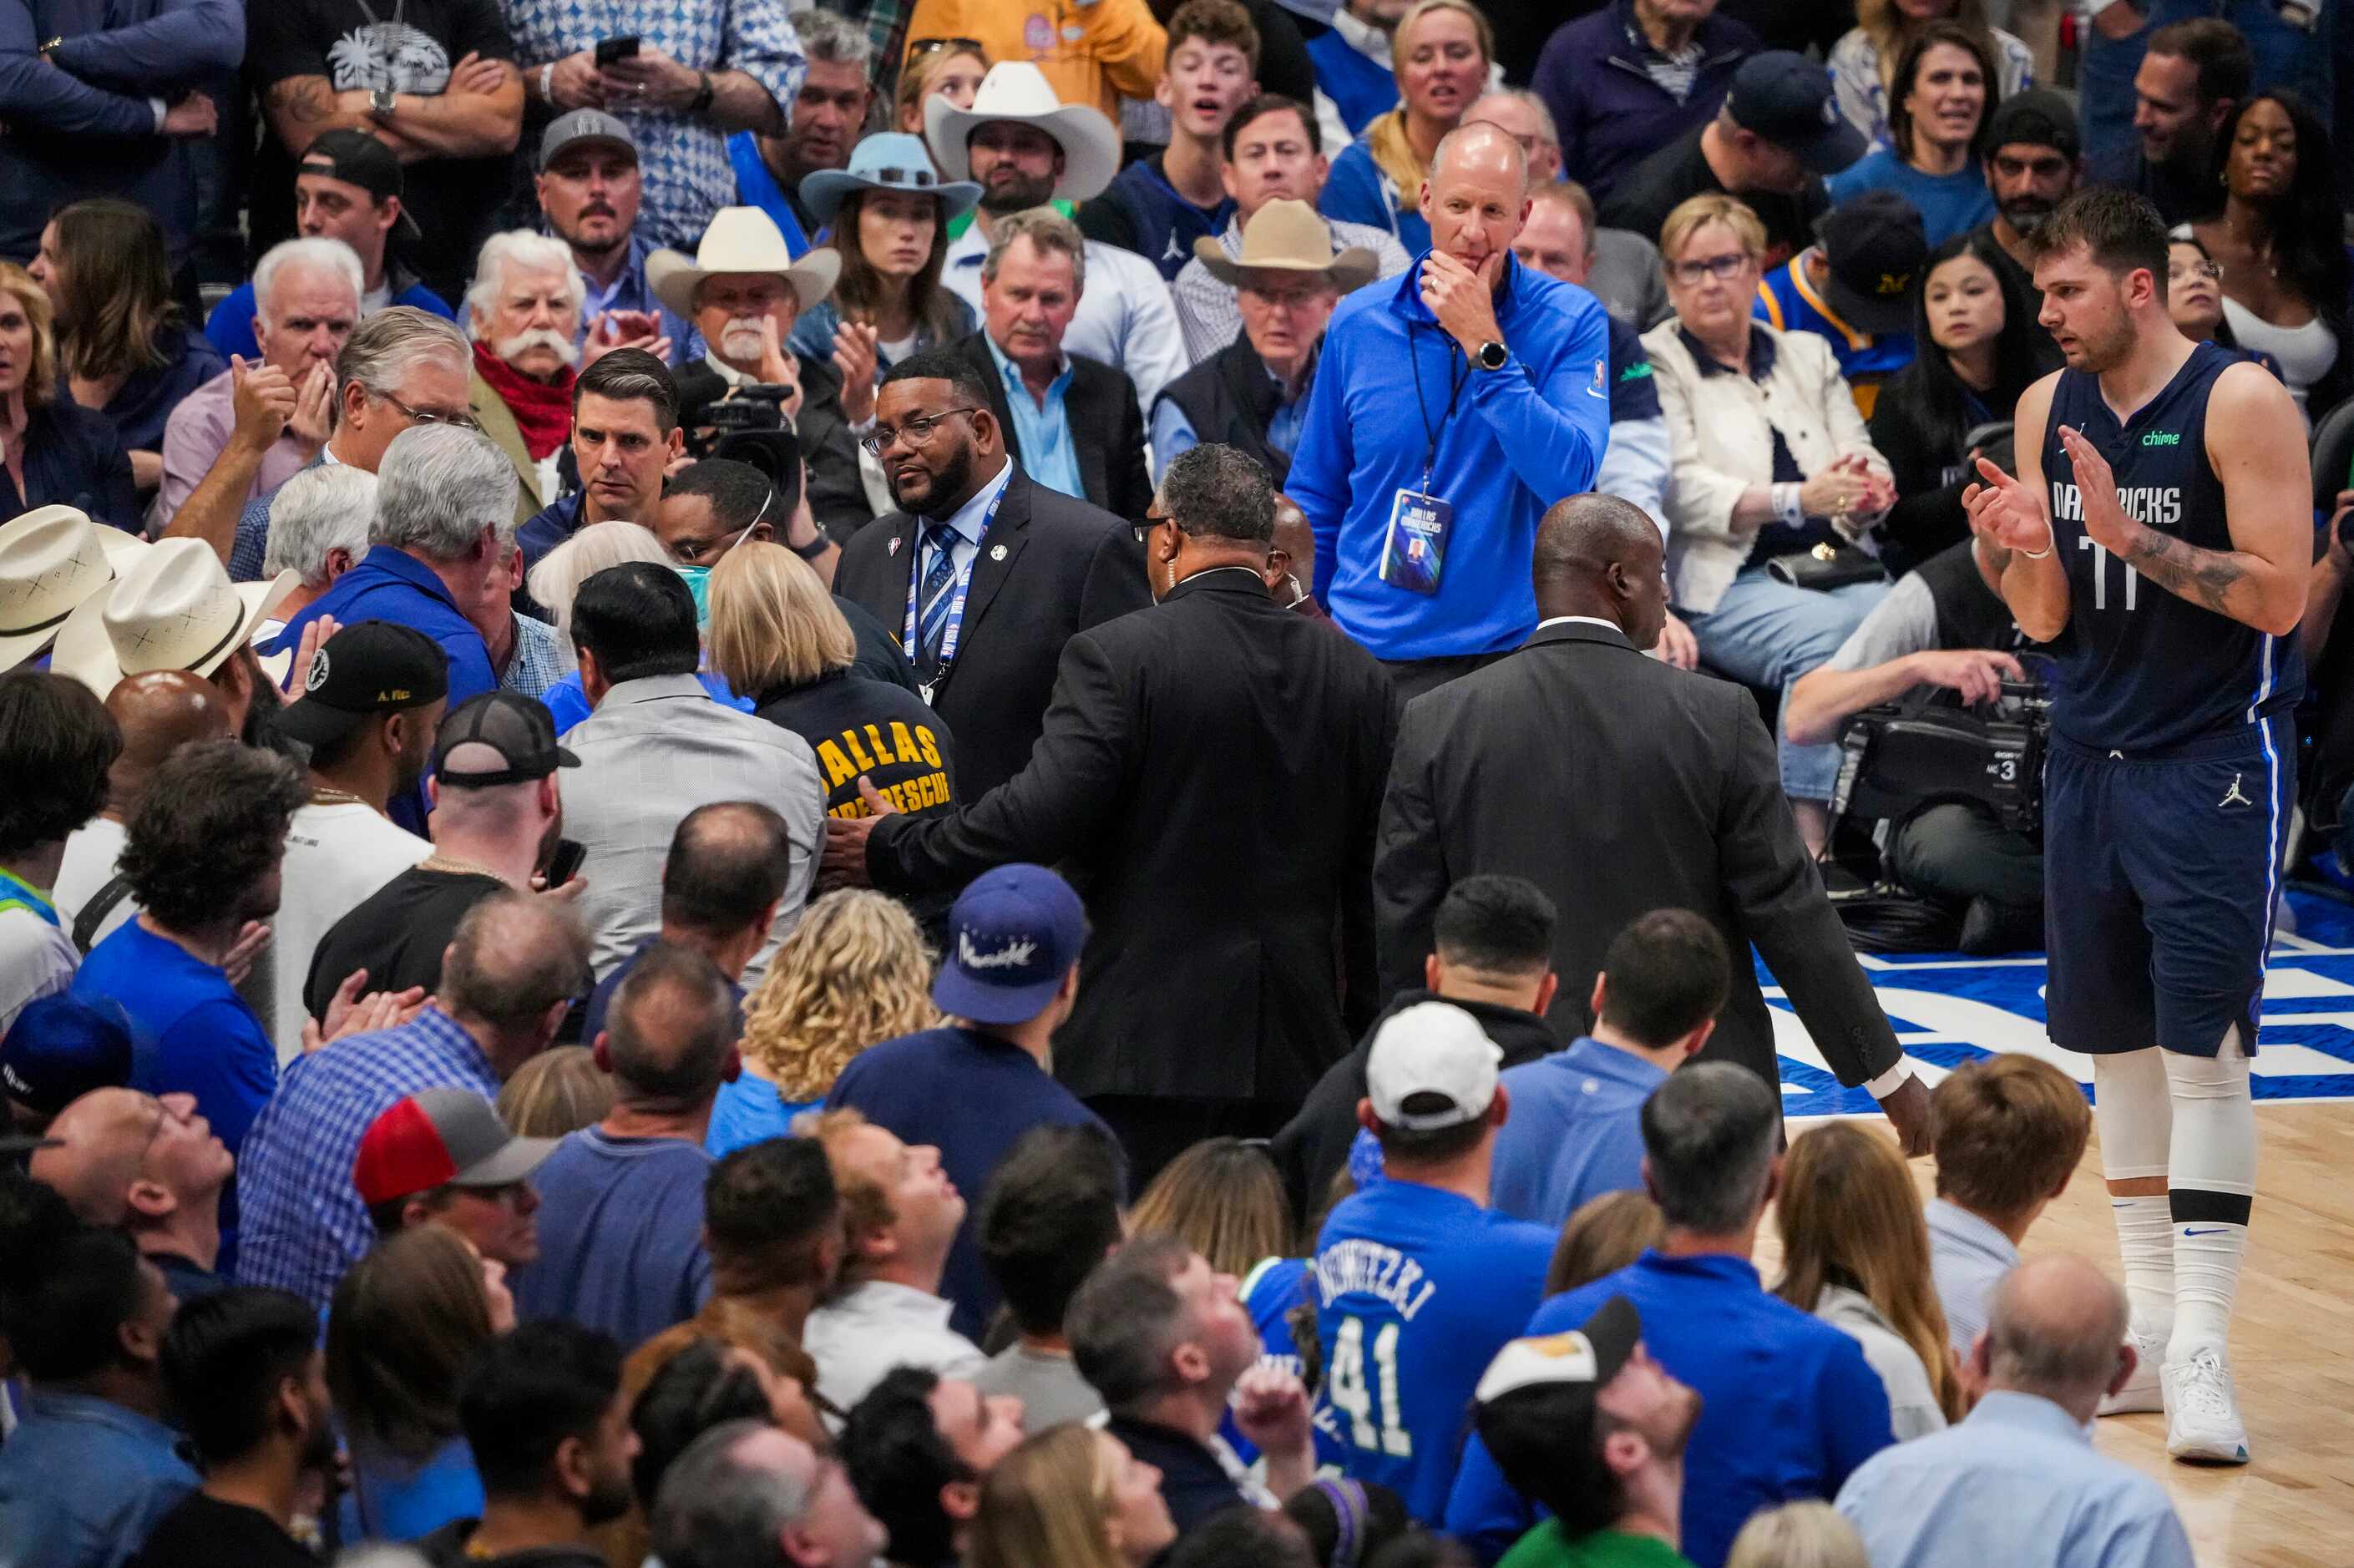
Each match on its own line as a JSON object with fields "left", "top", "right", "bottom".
{"left": 1365, "top": 1001, "right": 1501, "bottom": 1131}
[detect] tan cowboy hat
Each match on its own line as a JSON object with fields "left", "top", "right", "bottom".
{"left": 925, "top": 62, "right": 1122, "bottom": 203}
{"left": 1196, "top": 200, "right": 1379, "bottom": 292}
{"left": 645, "top": 208, "right": 844, "bottom": 324}
{"left": 51, "top": 537, "right": 296, "bottom": 699}
{"left": 0, "top": 506, "right": 149, "bottom": 672}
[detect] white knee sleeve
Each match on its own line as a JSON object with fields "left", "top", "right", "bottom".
{"left": 2163, "top": 1034, "right": 2257, "bottom": 1206}
{"left": 2093, "top": 1048, "right": 2171, "bottom": 1182}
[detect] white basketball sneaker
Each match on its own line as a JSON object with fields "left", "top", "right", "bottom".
{"left": 2164, "top": 1348, "right": 2251, "bottom": 1464}
{"left": 2097, "top": 1325, "right": 2167, "bottom": 1415}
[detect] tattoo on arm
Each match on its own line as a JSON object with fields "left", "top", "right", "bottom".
{"left": 266, "top": 77, "right": 336, "bottom": 124}
{"left": 2125, "top": 527, "right": 2247, "bottom": 614}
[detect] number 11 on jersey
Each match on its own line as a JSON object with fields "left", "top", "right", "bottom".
{"left": 2080, "top": 535, "right": 2140, "bottom": 611}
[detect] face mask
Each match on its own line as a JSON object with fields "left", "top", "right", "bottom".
{"left": 670, "top": 492, "right": 773, "bottom": 627}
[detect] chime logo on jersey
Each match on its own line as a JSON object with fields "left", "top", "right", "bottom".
{"left": 2049, "top": 481, "right": 2184, "bottom": 529}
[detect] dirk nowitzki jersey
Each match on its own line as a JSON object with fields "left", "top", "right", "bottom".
{"left": 1309, "top": 1180, "right": 1553, "bottom": 1524}
{"left": 2040, "top": 338, "right": 2302, "bottom": 752}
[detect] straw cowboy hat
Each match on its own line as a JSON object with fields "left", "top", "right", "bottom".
{"left": 0, "top": 507, "right": 149, "bottom": 673}
{"left": 1196, "top": 200, "right": 1379, "bottom": 292}
{"left": 802, "top": 131, "right": 982, "bottom": 227}
{"left": 925, "top": 62, "right": 1122, "bottom": 203}
{"left": 51, "top": 537, "right": 295, "bottom": 699}
{"left": 645, "top": 208, "right": 845, "bottom": 323}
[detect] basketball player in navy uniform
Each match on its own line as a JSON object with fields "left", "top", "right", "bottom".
{"left": 1964, "top": 189, "right": 2310, "bottom": 1464}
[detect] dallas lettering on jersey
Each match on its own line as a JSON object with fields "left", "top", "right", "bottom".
{"left": 812, "top": 720, "right": 950, "bottom": 819}
{"left": 1314, "top": 1238, "right": 1438, "bottom": 1321}
{"left": 2048, "top": 481, "right": 2184, "bottom": 529}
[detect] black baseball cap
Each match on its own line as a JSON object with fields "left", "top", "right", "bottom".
{"left": 276, "top": 620, "right": 451, "bottom": 751}
{"left": 434, "top": 690, "right": 580, "bottom": 787}
{"left": 1815, "top": 190, "right": 1929, "bottom": 336}
{"left": 1726, "top": 51, "right": 1867, "bottom": 177}
{"left": 1474, "top": 1297, "right": 1646, "bottom": 1463}
{"left": 299, "top": 129, "right": 424, "bottom": 243}
{"left": 1987, "top": 89, "right": 2081, "bottom": 162}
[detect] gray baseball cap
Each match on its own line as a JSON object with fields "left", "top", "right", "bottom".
{"left": 540, "top": 109, "right": 638, "bottom": 173}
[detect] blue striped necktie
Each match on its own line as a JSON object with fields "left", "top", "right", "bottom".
{"left": 917, "top": 521, "right": 959, "bottom": 668}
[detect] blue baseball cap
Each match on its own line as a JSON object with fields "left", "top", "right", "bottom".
{"left": 932, "top": 864, "right": 1086, "bottom": 1024}
{"left": 1, "top": 993, "right": 134, "bottom": 1119}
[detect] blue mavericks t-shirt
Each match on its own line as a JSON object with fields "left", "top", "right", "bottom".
{"left": 514, "top": 1129, "right": 714, "bottom": 1349}
{"left": 1310, "top": 1180, "right": 1554, "bottom": 1523}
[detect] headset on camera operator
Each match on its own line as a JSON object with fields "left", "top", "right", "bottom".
{"left": 1784, "top": 534, "right": 2047, "bottom": 955}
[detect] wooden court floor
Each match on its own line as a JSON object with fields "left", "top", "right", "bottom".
{"left": 1772, "top": 1103, "right": 2354, "bottom": 1565}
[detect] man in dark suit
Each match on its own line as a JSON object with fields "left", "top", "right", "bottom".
{"left": 833, "top": 348, "right": 1149, "bottom": 802}
{"left": 949, "top": 206, "right": 1153, "bottom": 522}
{"left": 1374, "top": 493, "right": 1932, "bottom": 1151}
{"left": 823, "top": 443, "right": 1399, "bottom": 1182}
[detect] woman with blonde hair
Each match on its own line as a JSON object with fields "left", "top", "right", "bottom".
{"left": 524, "top": 519, "right": 694, "bottom": 729}
{"left": 0, "top": 262, "right": 137, "bottom": 529}
{"left": 1830, "top": 0, "right": 2033, "bottom": 147}
{"left": 1726, "top": 1500, "right": 1872, "bottom": 1568}
{"left": 968, "top": 1425, "right": 1177, "bottom": 1568}
{"left": 1319, "top": 0, "right": 1493, "bottom": 253}
{"left": 895, "top": 39, "right": 990, "bottom": 137}
{"left": 1774, "top": 1120, "right": 1965, "bottom": 1438}
{"left": 495, "top": 1044, "right": 615, "bottom": 1138}
{"left": 712, "top": 888, "right": 941, "bottom": 1156}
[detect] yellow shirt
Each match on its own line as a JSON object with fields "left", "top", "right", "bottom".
{"left": 902, "top": 0, "right": 1165, "bottom": 121}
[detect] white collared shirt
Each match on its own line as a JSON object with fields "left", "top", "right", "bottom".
{"left": 802, "top": 1279, "right": 987, "bottom": 1414}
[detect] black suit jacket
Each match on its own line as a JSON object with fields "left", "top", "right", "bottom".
{"left": 1374, "top": 620, "right": 1900, "bottom": 1093}
{"left": 867, "top": 569, "right": 1400, "bottom": 1104}
{"left": 833, "top": 465, "right": 1151, "bottom": 800}
{"left": 676, "top": 352, "right": 873, "bottom": 544}
{"left": 948, "top": 330, "right": 1154, "bottom": 521}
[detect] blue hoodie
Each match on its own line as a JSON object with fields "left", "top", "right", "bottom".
{"left": 1287, "top": 251, "right": 1612, "bottom": 662}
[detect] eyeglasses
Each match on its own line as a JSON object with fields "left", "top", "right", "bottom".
{"left": 906, "top": 36, "right": 985, "bottom": 58}
{"left": 2169, "top": 260, "right": 2225, "bottom": 283}
{"left": 383, "top": 392, "right": 483, "bottom": 432}
{"left": 1131, "top": 514, "right": 1170, "bottom": 544}
{"left": 1668, "top": 252, "right": 1752, "bottom": 286}
{"left": 860, "top": 406, "right": 981, "bottom": 454}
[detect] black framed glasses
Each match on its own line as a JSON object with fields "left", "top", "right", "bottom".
{"left": 1132, "top": 513, "right": 1170, "bottom": 544}
{"left": 861, "top": 406, "right": 981, "bottom": 455}
{"left": 384, "top": 392, "right": 483, "bottom": 432}
{"left": 1668, "top": 252, "right": 1752, "bottom": 286}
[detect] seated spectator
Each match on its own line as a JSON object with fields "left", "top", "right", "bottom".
{"left": 841, "top": 1366, "right": 1027, "bottom": 1568}
{"left": 303, "top": 693, "right": 575, "bottom": 1012}
{"left": 1725, "top": 1504, "right": 1870, "bottom": 1568}
{"left": 1969, "top": 89, "right": 2081, "bottom": 315}
{"left": 735, "top": 10, "right": 872, "bottom": 244}
{"left": 0, "top": 995, "right": 135, "bottom": 1144}
{"left": 1824, "top": 26, "right": 1998, "bottom": 245}
{"left": 518, "top": 943, "right": 737, "bottom": 1348}
{"left": 1505, "top": 177, "right": 1669, "bottom": 333}
{"left": 1471, "top": 1301, "right": 1705, "bottom": 1568}
{"left": 2082, "top": 18, "right": 2250, "bottom": 230}
{"left": 2166, "top": 235, "right": 2277, "bottom": 377}
{"left": 2180, "top": 92, "right": 2351, "bottom": 417}
{"left": 1835, "top": 1257, "right": 2198, "bottom": 1565}
{"left": 824, "top": 864, "right": 1114, "bottom": 1338}
{"left": 0, "top": 1191, "right": 195, "bottom": 1568}
{"left": 649, "top": 1419, "right": 887, "bottom": 1568}
{"left": 1310, "top": 1001, "right": 1555, "bottom": 1522}
{"left": 206, "top": 132, "right": 459, "bottom": 363}
{"left": 723, "top": 889, "right": 938, "bottom": 1154}
{"left": 802, "top": 1107, "right": 985, "bottom": 1409}
{"left": 328, "top": 1223, "right": 511, "bottom": 1542}
{"left": 580, "top": 800, "right": 792, "bottom": 1050}
{"left": 467, "top": 230, "right": 587, "bottom": 522}
{"left": 1319, "top": 0, "right": 1490, "bottom": 255}
{"left": 235, "top": 891, "right": 590, "bottom": 1313}
{"left": 1082, "top": 0, "right": 1258, "bottom": 282}
{"left": 1530, "top": 0, "right": 1760, "bottom": 207}
{"left": 420, "top": 1319, "right": 637, "bottom": 1568}
{"left": 1755, "top": 190, "right": 1928, "bottom": 418}
{"left": 1445, "top": 1064, "right": 1896, "bottom": 1568}
{"left": 0, "top": 670, "right": 118, "bottom": 1037}
{"left": 928, "top": 63, "right": 1190, "bottom": 409}
{"left": 0, "top": 504, "right": 143, "bottom": 678}
{"left": 897, "top": 39, "right": 990, "bottom": 135}
{"left": 38, "top": 201, "right": 224, "bottom": 497}
{"left": 128, "top": 1286, "right": 333, "bottom": 1568}
{"left": 1548, "top": 1191, "right": 1668, "bottom": 1297}
{"left": 1829, "top": 0, "right": 2033, "bottom": 147}
{"left": 1645, "top": 194, "right": 1895, "bottom": 855}
{"left": 537, "top": 113, "right": 693, "bottom": 365}
{"left": 1307, "top": 0, "right": 1404, "bottom": 141}
{"left": 1867, "top": 231, "right": 2053, "bottom": 573}
{"left": 1924, "top": 1055, "right": 2091, "bottom": 1358}
{"left": 514, "top": 352, "right": 684, "bottom": 578}
{"left": 1774, "top": 1121, "right": 1962, "bottom": 1439}
{"left": 974, "top": 1122, "right": 1128, "bottom": 1428}
{"left": 1486, "top": 910, "right": 1728, "bottom": 1230}
{"left": 627, "top": 1336, "right": 818, "bottom": 1518}
{"left": 559, "top": 562, "right": 822, "bottom": 983}
{"left": 497, "top": 1045, "right": 615, "bottom": 1139}
{"left": 1069, "top": 1234, "right": 1320, "bottom": 1527}
{"left": 353, "top": 1087, "right": 555, "bottom": 1272}
{"left": 253, "top": 465, "right": 374, "bottom": 636}
{"left": 0, "top": 266, "right": 139, "bottom": 530}
{"left": 1172, "top": 93, "right": 1412, "bottom": 362}
{"left": 1600, "top": 53, "right": 1860, "bottom": 276}
{"left": 1154, "top": 200, "right": 1371, "bottom": 484}
{"left": 157, "top": 239, "right": 357, "bottom": 533}
{"left": 32, "top": 1086, "right": 234, "bottom": 1302}
{"left": 966, "top": 1424, "right": 1179, "bottom": 1568}
{"left": 1464, "top": 89, "right": 1563, "bottom": 185}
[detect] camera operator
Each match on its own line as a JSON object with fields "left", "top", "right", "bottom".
{"left": 1784, "top": 534, "right": 2043, "bottom": 954}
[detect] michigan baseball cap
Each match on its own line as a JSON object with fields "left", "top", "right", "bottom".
{"left": 433, "top": 690, "right": 580, "bottom": 787}
{"left": 353, "top": 1087, "right": 558, "bottom": 1206}
{"left": 1815, "top": 189, "right": 1928, "bottom": 336}
{"left": 1987, "top": 89, "right": 2081, "bottom": 162}
{"left": 276, "top": 620, "right": 451, "bottom": 751}
{"left": 932, "top": 863, "right": 1086, "bottom": 1025}
{"left": 1364, "top": 1001, "right": 1501, "bottom": 1131}
{"left": 1, "top": 993, "right": 134, "bottom": 1120}
{"left": 541, "top": 109, "right": 639, "bottom": 173}
{"left": 300, "top": 129, "right": 424, "bottom": 242}
{"left": 1474, "top": 1297, "right": 1644, "bottom": 1447}
{"left": 1726, "top": 52, "right": 1867, "bottom": 176}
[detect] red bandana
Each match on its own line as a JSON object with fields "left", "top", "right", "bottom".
{"left": 472, "top": 340, "right": 576, "bottom": 462}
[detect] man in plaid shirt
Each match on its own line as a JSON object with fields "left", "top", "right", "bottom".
{"left": 234, "top": 891, "right": 590, "bottom": 1310}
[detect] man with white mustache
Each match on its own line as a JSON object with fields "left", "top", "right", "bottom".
{"left": 468, "top": 230, "right": 590, "bottom": 527}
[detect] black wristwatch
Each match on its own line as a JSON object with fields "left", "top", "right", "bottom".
{"left": 787, "top": 529, "right": 831, "bottom": 562}
{"left": 687, "top": 70, "right": 716, "bottom": 115}
{"left": 1474, "top": 339, "right": 1507, "bottom": 371}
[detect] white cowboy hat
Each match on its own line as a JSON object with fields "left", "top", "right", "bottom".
{"left": 51, "top": 537, "right": 296, "bottom": 699}
{"left": 925, "top": 62, "right": 1121, "bottom": 204}
{"left": 0, "top": 506, "right": 149, "bottom": 673}
{"left": 1196, "top": 200, "right": 1379, "bottom": 292}
{"left": 645, "top": 208, "right": 845, "bottom": 324}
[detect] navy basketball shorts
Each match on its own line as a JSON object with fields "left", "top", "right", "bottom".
{"left": 2043, "top": 714, "right": 2292, "bottom": 1058}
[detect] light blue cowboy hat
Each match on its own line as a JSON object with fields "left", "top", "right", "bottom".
{"left": 799, "top": 133, "right": 982, "bottom": 228}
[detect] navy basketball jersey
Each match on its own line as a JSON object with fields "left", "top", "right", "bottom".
{"left": 2041, "top": 339, "right": 2304, "bottom": 751}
